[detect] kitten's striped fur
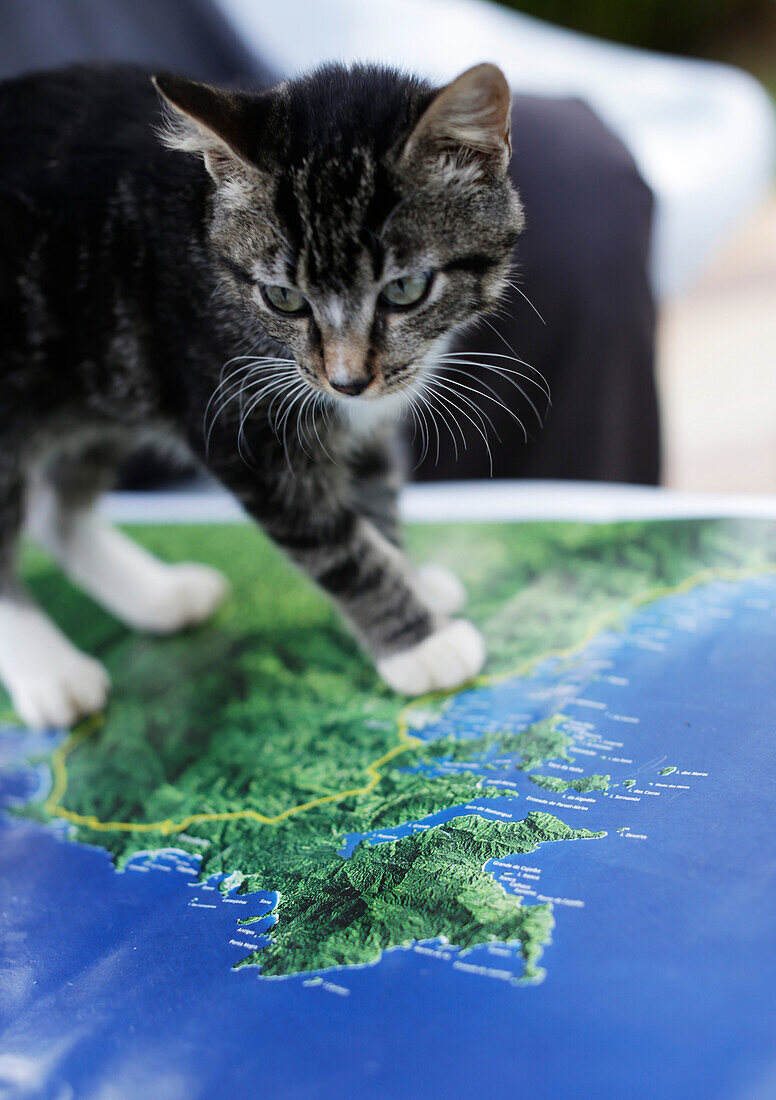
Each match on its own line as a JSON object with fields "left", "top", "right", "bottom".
{"left": 0, "top": 61, "right": 522, "bottom": 727}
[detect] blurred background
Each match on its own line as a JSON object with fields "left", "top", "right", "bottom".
{"left": 500, "top": 0, "right": 776, "bottom": 493}
{"left": 500, "top": 0, "right": 776, "bottom": 90}
{"left": 225, "top": 0, "right": 775, "bottom": 494}
{"left": 3, "top": 0, "right": 775, "bottom": 494}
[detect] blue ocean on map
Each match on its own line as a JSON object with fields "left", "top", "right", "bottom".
{"left": 1, "top": 572, "right": 776, "bottom": 1099}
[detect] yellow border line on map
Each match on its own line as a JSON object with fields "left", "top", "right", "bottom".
{"left": 41, "top": 561, "right": 776, "bottom": 835}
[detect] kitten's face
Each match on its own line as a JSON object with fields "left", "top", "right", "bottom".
{"left": 156, "top": 63, "right": 524, "bottom": 406}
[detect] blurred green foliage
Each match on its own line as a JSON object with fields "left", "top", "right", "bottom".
{"left": 497, "top": 0, "right": 771, "bottom": 54}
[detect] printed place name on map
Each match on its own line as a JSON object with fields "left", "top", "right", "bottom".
{"left": 414, "top": 945, "right": 453, "bottom": 961}
{"left": 526, "top": 796, "right": 588, "bottom": 812}
{"left": 453, "top": 961, "right": 515, "bottom": 981}
{"left": 303, "top": 977, "right": 350, "bottom": 996}
{"left": 465, "top": 804, "right": 514, "bottom": 819}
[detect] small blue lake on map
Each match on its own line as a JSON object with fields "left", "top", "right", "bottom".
{"left": 1, "top": 570, "right": 775, "bottom": 1099}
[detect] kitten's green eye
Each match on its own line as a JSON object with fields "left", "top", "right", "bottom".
{"left": 380, "top": 271, "right": 432, "bottom": 308}
{"left": 262, "top": 284, "right": 308, "bottom": 315}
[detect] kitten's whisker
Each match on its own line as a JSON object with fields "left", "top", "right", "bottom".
{"left": 225, "top": 354, "right": 296, "bottom": 367}
{"left": 264, "top": 387, "right": 285, "bottom": 425}
{"left": 233, "top": 372, "right": 297, "bottom": 443}
{"left": 220, "top": 334, "right": 263, "bottom": 369}
{"left": 451, "top": 375, "right": 529, "bottom": 443}
{"left": 505, "top": 280, "right": 546, "bottom": 325}
{"left": 442, "top": 366, "right": 540, "bottom": 432}
{"left": 412, "top": 395, "right": 431, "bottom": 469}
{"left": 437, "top": 353, "right": 545, "bottom": 381}
{"left": 477, "top": 316, "right": 552, "bottom": 395}
{"left": 403, "top": 391, "right": 429, "bottom": 469}
{"left": 206, "top": 364, "right": 297, "bottom": 453}
{"left": 429, "top": 380, "right": 496, "bottom": 475}
{"left": 436, "top": 358, "right": 550, "bottom": 416}
{"left": 309, "top": 393, "right": 330, "bottom": 454}
{"left": 437, "top": 364, "right": 540, "bottom": 433}
{"left": 241, "top": 373, "right": 298, "bottom": 430}
{"left": 236, "top": 374, "right": 297, "bottom": 464}
{"left": 209, "top": 362, "right": 292, "bottom": 425}
{"left": 290, "top": 389, "right": 311, "bottom": 463}
{"left": 297, "top": 390, "right": 317, "bottom": 459}
{"left": 206, "top": 365, "right": 257, "bottom": 455}
{"left": 428, "top": 387, "right": 482, "bottom": 464}
{"left": 277, "top": 383, "right": 310, "bottom": 472}
{"left": 309, "top": 392, "right": 337, "bottom": 465}
{"left": 215, "top": 344, "right": 283, "bottom": 391}
{"left": 277, "top": 381, "right": 306, "bottom": 440}
{"left": 425, "top": 386, "right": 470, "bottom": 460}
{"left": 271, "top": 378, "right": 306, "bottom": 441}
{"left": 207, "top": 356, "right": 257, "bottom": 422}
{"left": 415, "top": 378, "right": 443, "bottom": 466}
{"left": 435, "top": 350, "right": 551, "bottom": 400}
{"left": 404, "top": 396, "right": 420, "bottom": 453}
{"left": 207, "top": 353, "right": 295, "bottom": 424}
{"left": 404, "top": 386, "right": 432, "bottom": 469}
{"left": 420, "top": 386, "right": 459, "bottom": 463}
{"left": 205, "top": 362, "right": 249, "bottom": 429}
{"left": 439, "top": 341, "right": 548, "bottom": 379}
{"left": 430, "top": 376, "right": 503, "bottom": 444}
{"left": 236, "top": 381, "right": 288, "bottom": 464}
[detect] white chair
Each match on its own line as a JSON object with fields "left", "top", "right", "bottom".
{"left": 215, "top": 0, "right": 776, "bottom": 300}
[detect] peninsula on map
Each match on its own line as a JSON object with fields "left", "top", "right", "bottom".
{"left": 17, "top": 517, "right": 762, "bottom": 981}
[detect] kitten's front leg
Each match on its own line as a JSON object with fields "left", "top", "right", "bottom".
{"left": 0, "top": 585, "right": 110, "bottom": 728}
{"left": 209, "top": 443, "right": 484, "bottom": 695}
{"left": 411, "top": 563, "right": 468, "bottom": 619}
{"left": 285, "top": 510, "right": 484, "bottom": 696}
{"left": 0, "top": 466, "right": 108, "bottom": 728}
{"left": 28, "top": 475, "right": 229, "bottom": 636}
{"left": 349, "top": 435, "right": 467, "bottom": 620}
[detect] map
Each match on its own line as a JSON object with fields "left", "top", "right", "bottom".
{"left": 1, "top": 515, "right": 776, "bottom": 1099}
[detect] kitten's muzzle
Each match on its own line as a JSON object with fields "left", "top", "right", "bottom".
{"left": 329, "top": 376, "right": 371, "bottom": 396}
{"left": 323, "top": 337, "right": 375, "bottom": 397}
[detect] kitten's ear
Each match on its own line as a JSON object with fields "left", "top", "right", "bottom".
{"left": 152, "top": 73, "right": 257, "bottom": 184}
{"left": 403, "top": 63, "right": 512, "bottom": 178}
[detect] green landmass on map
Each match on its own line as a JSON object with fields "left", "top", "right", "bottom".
{"left": 529, "top": 774, "right": 610, "bottom": 793}
{"left": 240, "top": 813, "right": 600, "bottom": 980}
{"left": 11, "top": 517, "right": 776, "bottom": 979}
{"left": 423, "top": 714, "right": 572, "bottom": 771}
{"left": 659, "top": 766, "right": 677, "bottom": 775}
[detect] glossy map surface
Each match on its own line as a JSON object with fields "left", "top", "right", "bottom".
{"left": 1, "top": 517, "right": 775, "bottom": 1099}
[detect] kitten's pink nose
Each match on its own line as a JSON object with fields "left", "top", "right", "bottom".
{"left": 330, "top": 376, "right": 370, "bottom": 396}
{"left": 325, "top": 340, "right": 373, "bottom": 396}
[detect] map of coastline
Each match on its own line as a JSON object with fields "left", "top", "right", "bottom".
{"left": 8, "top": 516, "right": 776, "bottom": 984}
{"left": 3, "top": 515, "right": 776, "bottom": 1098}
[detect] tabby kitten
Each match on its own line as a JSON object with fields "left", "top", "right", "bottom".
{"left": 0, "top": 60, "right": 523, "bottom": 728}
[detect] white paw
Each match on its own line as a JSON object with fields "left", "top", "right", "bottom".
{"left": 12, "top": 647, "right": 110, "bottom": 730}
{"left": 0, "top": 598, "right": 110, "bottom": 728}
{"left": 377, "top": 619, "right": 485, "bottom": 696}
{"left": 123, "top": 563, "right": 230, "bottom": 634}
{"left": 413, "top": 564, "right": 467, "bottom": 617}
